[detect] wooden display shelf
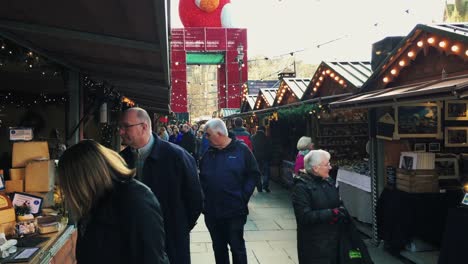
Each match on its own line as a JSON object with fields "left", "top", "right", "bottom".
{"left": 11, "top": 225, "right": 76, "bottom": 264}
{"left": 319, "top": 122, "right": 367, "bottom": 125}
{"left": 318, "top": 144, "right": 366, "bottom": 147}
{"left": 317, "top": 135, "right": 368, "bottom": 138}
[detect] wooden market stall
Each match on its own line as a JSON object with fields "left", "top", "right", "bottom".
{"left": 301, "top": 61, "right": 374, "bottom": 226}
{"left": 0, "top": 0, "right": 172, "bottom": 262}
{"left": 332, "top": 23, "right": 468, "bottom": 264}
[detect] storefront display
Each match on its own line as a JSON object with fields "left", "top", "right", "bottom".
{"left": 317, "top": 109, "right": 368, "bottom": 161}
{"left": 0, "top": 139, "right": 75, "bottom": 263}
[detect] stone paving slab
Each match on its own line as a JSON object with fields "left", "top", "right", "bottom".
{"left": 190, "top": 181, "right": 405, "bottom": 264}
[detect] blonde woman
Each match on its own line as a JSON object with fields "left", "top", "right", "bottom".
{"left": 57, "top": 140, "right": 168, "bottom": 264}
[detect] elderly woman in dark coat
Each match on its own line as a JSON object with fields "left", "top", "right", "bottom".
{"left": 291, "top": 149, "right": 347, "bottom": 264}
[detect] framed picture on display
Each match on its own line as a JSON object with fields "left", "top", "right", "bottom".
{"left": 428, "top": 143, "right": 441, "bottom": 152}
{"left": 445, "top": 127, "right": 468, "bottom": 147}
{"left": 445, "top": 100, "right": 468, "bottom": 121}
{"left": 399, "top": 152, "right": 418, "bottom": 170}
{"left": 462, "top": 193, "right": 468, "bottom": 206}
{"left": 434, "top": 157, "right": 459, "bottom": 180}
{"left": 394, "top": 103, "right": 442, "bottom": 139}
{"left": 414, "top": 143, "right": 426, "bottom": 152}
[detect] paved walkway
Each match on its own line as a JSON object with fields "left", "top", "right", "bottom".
{"left": 190, "top": 181, "right": 405, "bottom": 264}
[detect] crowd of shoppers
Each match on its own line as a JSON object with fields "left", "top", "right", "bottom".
{"left": 55, "top": 107, "right": 371, "bottom": 264}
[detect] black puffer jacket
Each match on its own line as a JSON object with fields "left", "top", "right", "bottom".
{"left": 291, "top": 174, "right": 341, "bottom": 264}
{"left": 76, "top": 178, "right": 169, "bottom": 264}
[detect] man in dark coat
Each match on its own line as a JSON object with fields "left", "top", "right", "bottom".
{"left": 119, "top": 107, "right": 203, "bottom": 264}
{"left": 199, "top": 118, "right": 260, "bottom": 264}
{"left": 251, "top": 126, "right": 272, "bottom": 192}
{"left": 179, "top": 123, "right": 196, "bottom": 156}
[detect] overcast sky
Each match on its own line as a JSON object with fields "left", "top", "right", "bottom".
{"left": 170, "top": 0, "right": 448, "bottom": 64}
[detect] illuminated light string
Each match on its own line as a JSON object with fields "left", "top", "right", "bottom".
{"left": 172, "top": 60, "right": 296, "bottom": 85}
{"left": 0, "top": 38, "right": 63, "bottom": 77}
{"left": 380, "top": 34, "right": 468, "bottom": 85}
{"left": 307, "top": 66, "right": 349, "bottom": 95}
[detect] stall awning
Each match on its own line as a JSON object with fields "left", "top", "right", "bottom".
{"left": 282, "top": 78, "right": 310, "bottom": 100}
{"left": 220, "top": 108, "right": 240, "bottom": 118}
{"left": 331, "top": 75, "right": 468, "bottom": 109}
{"left": 0, "top": 0, "right": 170, "bottom": 112}
{"left": 186, "top": 53, "right": 224, "bottom": 65}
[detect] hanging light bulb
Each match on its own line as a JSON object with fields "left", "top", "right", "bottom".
{"left": 439, "top": 41, "right": 447, "bottom": 48}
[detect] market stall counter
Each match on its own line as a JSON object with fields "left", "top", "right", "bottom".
{"left": 0, "top": 225, "right": 76, "bottom": 264}
{"left": 376, "top": 188, "right": 463, "bottom": 253}
{"left": 336, "top": 168, "right": 372, "bottom": 224}
{"left": 438, "top": 207, "right": 468, "bottom": 264}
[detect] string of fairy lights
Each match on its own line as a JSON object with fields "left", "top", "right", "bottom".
{"left": 0, "top": 37, "right": 135, "bottom": 142}
{"left": 0, "top": 38, "right": 63, "bottom": 77}
{"left": 0, "top": 38, "right": 67, "bottom": 128}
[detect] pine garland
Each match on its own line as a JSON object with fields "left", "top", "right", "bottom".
{"left": 277, "top": 103, "right": 329, "bottom": 122}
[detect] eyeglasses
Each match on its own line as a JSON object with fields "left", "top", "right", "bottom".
{"left": 118, "top": 123, "right": 144, "bottom": 130}
{"left": 318, "top": 162, "right": 332, "bottom": 168}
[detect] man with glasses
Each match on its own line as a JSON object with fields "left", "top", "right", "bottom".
{"left": 119, "top": 107, "right": 203, "bottom": 264}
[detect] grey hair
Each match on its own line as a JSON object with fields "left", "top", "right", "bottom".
{"left": 304, "top": 149, "right": 331, "bottom": 174}
{"left": 125, "top": 107, "right": 152, "bottom": 131}
{"left": 204, "top": 118, "right": 228, "bottom": 136}
{"left": 297, "top": 136, "right": 313, "bottom": 151}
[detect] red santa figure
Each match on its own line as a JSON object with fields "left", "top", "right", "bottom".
{"left": 179, "top": 0, "right": 234, "bottom": 28}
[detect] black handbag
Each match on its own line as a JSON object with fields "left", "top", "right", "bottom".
{"left": 337, "top": 218, "right": 374, "bottom": 264}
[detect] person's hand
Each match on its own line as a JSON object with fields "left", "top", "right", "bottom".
{"left": 330, "top": 206, "right": 349, "bottom": 224}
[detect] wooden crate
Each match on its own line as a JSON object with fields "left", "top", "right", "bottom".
{"left": 396, "top": 169, "right": 439, "bottom": 193}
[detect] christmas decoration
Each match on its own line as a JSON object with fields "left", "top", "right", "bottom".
{"left": 179, "top": 0, "right": 233, "bottom": 28}
{"left": 277, "top": 103, "right": 329, "bottom": 122}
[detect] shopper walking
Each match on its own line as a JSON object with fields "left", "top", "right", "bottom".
{"left": 251, "top": 126, "right": 272, "bottom": 192}
{"left": 231, "top": 117, "right": 253, "bottom": 151}
{"left": 199, "top": 118, "right": 260, "bottom": 264}
{"left": 57, "top": 140, "right": 169, "bottom": 264}
{"left": 119, "top": 107, "right": 203, "bottom": 264}
{"left": 180, "top": 123, "right": 196, "bottom": 157}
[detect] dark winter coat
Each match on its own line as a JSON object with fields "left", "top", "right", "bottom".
{"left": 121, "top": 133, "right": 203, "bottom": 264}
{"left": 291, "top": 174, "right": 342, "bottom": 264}
{"left": 198, "top": 136, "right": 210, "bottom": 157}
{"left": 199, "top": 139, "right": 260, "bottom": 219}
{"left": 76, "top": 178, "right": 169, "bottom": 264}
{"left": 180, "top": 131, "right": 196, "bottom": 154}
{"left": 251, "top": 130, "right": 272, "bottom": 161}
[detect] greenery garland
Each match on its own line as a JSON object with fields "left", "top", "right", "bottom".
{"left": 277, "top": 103, "right": 329, "bottom": 122}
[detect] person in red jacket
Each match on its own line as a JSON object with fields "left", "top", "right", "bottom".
{"left": 231, "top": 117, "right": 253, "bottom": 151}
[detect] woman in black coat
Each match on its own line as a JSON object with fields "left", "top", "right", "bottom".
{"left": 291, "top": 149, "right": 346, "bottom": 264}
{"left": 57, "top": 140, "right": 169, "bottom": 264}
